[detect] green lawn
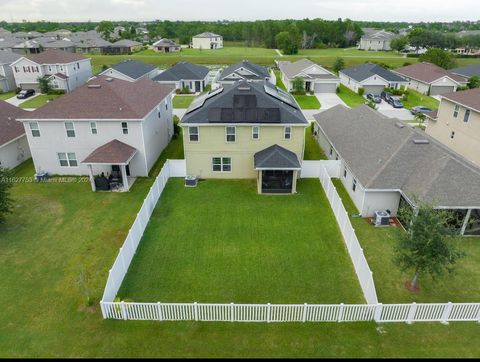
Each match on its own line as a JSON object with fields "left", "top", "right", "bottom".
{"left": 332, "top": 179, "right": 480, "bottom": 303}
{"left": 337, "top": 84, "right": 367, "bottom": 108}
{"left": 173, "top": 95, "right": 196, "bottom": 108}
{"left": 18, "top": 94, "right": 63, "bottom": 109}
{"left": 402, "top": 89, "right": 440, "bottom": 110}
{"left": 0, "top": 91, "right": 15, "bottom": 100}
{"left": 294, "top": 95, "right": 321, "bottom": 109}
{"left": 298, "top": 47, "right": 405, "bottom": 58}
{"left": 273, "top": 69, "right": 287, "bottom": 91}
{"left": 304, "top": 125, "right": 327, "bottom": 160}
{"left": 118, "top": 178, "right": 364, "bottom": 304}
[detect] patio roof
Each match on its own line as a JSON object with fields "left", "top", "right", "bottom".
{"left": 82, "top": 139, "right": 137, "bottom": 165}
{"left": 254, "top": 144, "right": 301, "bottom": 170}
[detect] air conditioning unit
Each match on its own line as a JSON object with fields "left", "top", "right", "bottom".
{"left": 185, "top": 175, "right": 198, "bottom": 187}
{"left": 374, "top": 210, "right": 390, "bottom": 227}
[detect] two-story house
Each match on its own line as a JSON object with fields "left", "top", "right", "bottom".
{"left": 10, "top": 49, "right": 92, "bottom": 93}
{"left": 358, "top": 29, "right": 396, "bottom": 51}
{"left": 426, "top": 88, "right": 480, "bottom": 165}
{"left": 180, "top": 80, "right": 309, "bottom": 194}
{"left": 0, "top": 51, "right": 22, "bottom": 92}
{"left": 18, "top": 76, "right": 175, "bottom": 192}
{"left": 191, "top": 32, "right": 223, "bottom": 50}
{"left": 0, "top": 101, "right": 31, "bottom": 169}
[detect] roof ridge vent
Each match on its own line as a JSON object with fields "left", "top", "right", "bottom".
{"left": 105, "top": 77, "right": 113, "bottom": 82}
{"left": 87, "top": 84, "right": 101, "bottom": 88}
{"left": 237, "top": 85, "right": 251, "bottom": 91}
{"left": 413, "top": 139, "right": 429, "bottom": 144}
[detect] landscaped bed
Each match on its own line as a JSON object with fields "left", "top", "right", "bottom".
{"left": 118, "top": 178, "right": 365, "bottom": 304}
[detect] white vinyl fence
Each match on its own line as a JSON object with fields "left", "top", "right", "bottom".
{"left": 300, "top": 160, "right": 341, "bottom": 179}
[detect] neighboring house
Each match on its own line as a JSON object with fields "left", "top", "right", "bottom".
{"left": 425, "top": 88, "right": 480, "bottom": 165}
{"left": 277, "top": 59, "right": 340, "bottom": 93}
{"left": 99, "top": 59, "right": 159, "bottom": 82}
{"left": 74, "top": 38, "right": 113, "bottom": 54}
{"left": 17, "top": 76, "right": 175, "bottom": 191}
{"left": 0, "top": 39, "right": 17, "bottom": 52}
{"left": 10, "top": 49, "right": 92, "bottom": 93}
{"left": 12, "top": 40, "right": 42, "bottom": 55}
{"left": 393, "top": 62, "right": 468, "bottom": 95}
{"left": 313, "top": 104, "right": 480, "bottom": 236}
{"left": 0, "top": 101, "right": 31, "bottom": 169}
{"left": 180, "top": 80, "right": 309, "bottom": 194}
{"left": 41, "top": 39, "right": 76, "bottom": 53}
{"left": 0, "top": 51, "right": 22, "bottom": 92}
{"left": 453, "top": 48, "right": 480, "bottom": 56}
{"left": 339, "top": 63, "right": 407, "bottom": 94}
{"left": 191, "top": 32, "right": 223, "bottom": 49}
{"left": 359, "top": 29, "right": 396, "bottom": 51}
{"left": 451, "top": 64, "right": 480, "bottom": 79}
{"left": 153, "top": 61, "right": 209, "bottom": 92}
{"left": 217, "top": 60, "right": 274, "bottom": 86}
{"left": 105, "top": 40, "right": 142, "bottom": 55}
{"left": 152, "top": 38, "right": 181, "bottom": 53}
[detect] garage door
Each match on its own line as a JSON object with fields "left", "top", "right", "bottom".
{"left": 363, "top": 85, "right": 385, "bottom": 95}
{"left": 314, "top": 82, "right": 337, "bottom": 93}
{"left": 430, "top": 85, "right": 455, "bottom": 96}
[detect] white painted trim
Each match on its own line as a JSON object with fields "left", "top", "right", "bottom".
{"left": 225, "top": 125, "right": 236, "bottom": 144}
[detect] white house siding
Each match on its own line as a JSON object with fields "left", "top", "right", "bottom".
{"left": 192, "top": 36, "right": 223, "bottom": 49}
{"left": 339, "top": 72, "right": 362, "bottom": 92}
{"left": 404, "top": 79, "right": 431, "bottom": 95}
{"left": 11, "top": 58, "right": 44, "bottom": 89}
{"left": 361, "top": 191, "right": 401, "bottom": 217}
{"left": 0, "top": 136, "right": 31, "bottom": 169}
{"left": 0, "top": 64, "right": 16, "bottom": 91}
{"left": 359, "top": 38, "right": 391, "bottom": 51}
{"left": 101, "top": 68, "right": 159, "bottom": 82}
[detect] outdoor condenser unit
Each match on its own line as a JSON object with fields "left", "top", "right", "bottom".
{"left": 374, "top": 210, "right": 390, "bottom": 227}
{"left": 185, "top": 175, "right": 198, "bottom": 187}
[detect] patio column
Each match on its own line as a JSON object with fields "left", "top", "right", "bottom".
{"left": 257, "top": 171, "right": 262, "bottom": 194}
{"left": 292, "top": 170, "right": 298, "bottom": 194}
{"left": 460, "top": 209, "right": 472, "bottom": 236}
{"left": 121, "top": 164, "right": 129, "bottom": 192}
{"left": 87, "top": 164, "right": 96, "bottom": 192}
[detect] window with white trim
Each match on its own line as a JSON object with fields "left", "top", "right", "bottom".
{"left": 212, "top": 157, "right": 231, "bottom": 172}
{"left": 464, "top": 109, "right": 470, "bottom": 123}
{"left": 226, "top": 126, "right": 236, "bottom": 143}
{"left": 121, "top": 122, "right": 128, "bottom": 135}
{"left": 189, "top": 126, "right": 199, "bottom": 142}
{"left": 90, "top": 122, "right": 97, "bottom": 135}
{"left": 29, "top": 122, "right": 40, "bottom": 137}
{"left": 252, "top": 126, "right": 259, "bottom": 140}
{"left": 65, "top": 122, "right": 75, "bottom": 137}
{"left": 284, "top": 126, "right": 292, "bottom": 140}
{"left": 58, "top": 152, "right": 78, "bottom": 167}
{"left": 453, "top": 104, "right": 459, "bottom": 118}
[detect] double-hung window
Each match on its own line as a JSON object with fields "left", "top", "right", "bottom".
{"left": 58, "top": 152, "right": 78, "bottom": 167}
{"left": 252, "top": 126, "right": 260, "bottom": 140}
{"left": 453, "top": 105, "right": 459, "bottom": 118}
{"left": 352, "top": 179, "right": 357, "bottom": 192}
{"left": 189, "top": 126, "right": 199, "bottom": 142}
{"left": 122, "top": 122, "right": 128, "bottom": 135}
{"left": 212, "top": 157, "right": 231, "bottom": 172}
{"left": 65, "top": 122, "right": 75, "bottom": 137}
{"left": 464, "top": 109, "right": 470, "bottom": 123}
{"left": 90, "top": 122, "right": 97, "bottom": 135}
{"left": 29, "top": 122, "right": 40, "bottom": 137}
{"left": 284, "top": 126, "right": 292, "bottom": 140}
{"left": 226, "top": 126, "right": 236, "bottom": 143}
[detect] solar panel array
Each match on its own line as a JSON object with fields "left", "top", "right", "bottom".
{"left": 186, "top": 87, "right": 224, "bottom": 114}
{"left": 263, "top": 84, "right": 298, "bottom": 109}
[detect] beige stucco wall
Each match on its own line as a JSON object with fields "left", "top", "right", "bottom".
{"left": 426, "top": 99, "right": 480, "bottom": 165}
{"left": 182, "top": 124, "right": 306, "bottom": 179}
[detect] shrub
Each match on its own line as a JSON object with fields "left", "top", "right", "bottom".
{"left": 335, "top": 86, "right": 340, "bottom": 94}
{"left": 403, "top": 62, "right": 412, "bottom": 67}
{"left": 176, "top": 87, "right": 192, "bottom": 95}
{"left": 357, "top": 87, "right": 365, "bottom": 96}
{"left": 38, "top": 76, "right": 52, "bottom": 94}
{"left": 47, "top": 89, "right": 65, "bottom": 95}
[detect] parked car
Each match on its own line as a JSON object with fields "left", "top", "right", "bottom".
{"left": 388, "top": 97, "right": 404, "bottom": 108}
{"left": 411, "top": 106, "right": 433, "bottom": 115}
{"left": 366, "top": 93, "right": 382, "bottom": 103}
{"left": 16, "top": 89, "right": 35, "bottom": 99}
{"left": 380, "top": 91, "right": 392, "bottom": 102}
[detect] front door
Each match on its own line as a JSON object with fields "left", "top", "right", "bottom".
{"left": 305, "top": 82, "right": 311, "bottom": 92}
{"left": 195, "top": 81, "right": 201, "bottom": 92}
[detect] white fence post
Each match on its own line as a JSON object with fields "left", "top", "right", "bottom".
{"left": 121, "top": 301, "right": 127, "bottom": 320}
{"left": 441, "top": 302, "right": 453, "bottom": 325}
{"left": 230, "top": 303, "right": 234, "bottom": 322}
{"left": 120, "top": 247, "right": 126, "bottom": 274}
{"left": 374, "top": 303, "right": 383, "bottom": 322}
{"left": 338, "top": 303, "right": 344, "bottom": 322}
{"left": 407, "top": 302, "right": 417, "bottom": 324}
{"left": 267, "top": 303, "right": 271, "bottom": 323}
{"left": 194, "top": 302, "right": 199, "bottom": 321}
{"left": 303, "top": 303, "right": 308, "bottom": 322}
{"left": 157, "top": 302, "right": 163, "bottom": 322}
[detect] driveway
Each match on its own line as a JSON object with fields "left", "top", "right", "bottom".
{"left": 4, "top": 93, "right": 40, "bottom": 107}
{"left": 375, "top": 99, "right": 414, "bottom": 121}
{"left": 173, "top": 108, "right": 186, "bottom": 120}
{"left": 314, "top": 93, "right": 348, "bottom": 110}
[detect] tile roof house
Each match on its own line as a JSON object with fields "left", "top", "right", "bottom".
{"left": 339, "top": 63, "right": 407, "bottom": 95}
{"left": 0, "top": 51, "right": 22, "bottom": 92}
{"left": 426, "top": 88, "right": 480, "bottom": 166}
{"left": 0, "top": 101, "right": 31, "bottom": 169}
{"left": 313, "top": 104, "right": 480, "bottom": 236}
{"left": 153, "top": 61, "right": 210, "bottom": 92}
{"left": 152, "top": 38, "right": 181, "bottom": 53}
{"left": 17, "top": 76, "right": 175, "bottom": 191}
{"left": 191, "top": 32, "right": 223, "bottom": 49}
{"left": 180, "top": 80, "right": 308, "bottom": 194}
{"left": 393, "top": 62, "right": 468, "bottom": 96}
{"left": 218, "top": 60, "right": 274, "bottom": 86}
{"left": 277, "top": 58, "right": 340, "bottom": 93}
{"left": 10, "top": 49, "right": 92, "bottom": 93}
{"left": 99, "top": 59, "right": 159, "bottom": 82}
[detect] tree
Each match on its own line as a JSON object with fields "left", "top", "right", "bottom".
{"left": 414, "top": 112, "right": 426, "bottom": 129}
{"left": 390, "top": 36, "right": 408, "bottom": 53}
{"left": 393, "top": 199, "right": 466, "bottom": 291}
{"left": 38, "top": 76, "right": 52, "bottom": 94}
{"left": 97, "top": 20, "right": 114, "bottom": 40}
{"left": 467, "top": 75, "right": 480, "bottom": 89}
{"left": 275, "top": 24, "right": 301, "bottom": 55}
{"left": 291, "top": 77, "right": 305, "bottom": 95}
{"left": 333, "top": 57, "right": 345, "bottom": 73}
{"left": 0, "top": 167, "right": 13, "bottom": 223}
{"left": 419, "top": 48, "right": 457, "bottom": 69}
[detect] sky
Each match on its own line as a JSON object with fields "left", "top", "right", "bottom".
{"left": 0, "top": 0, "right": 479, "bottom": 23}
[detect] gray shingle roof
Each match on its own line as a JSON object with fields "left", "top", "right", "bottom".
{"left": 153, "top": 61, "right": 209, "bottom": 81}
{"left": 451, "top": 64, "right": 480, "bottom": 78}
{"left": 107, "top": 59, "right": 156, "bottom": 80}
{"left": 193, "top": 32, "right": 221, "bottom": 38}
{"left": 340, "top": 63, "right": 406, "bottom": 83}
{"left": 0, "top": 100, "right": 28, "bottom": 146}
{"left": 361, "top": 30, "right": 396, "bottom": 41}
{"left": 112, "top": 39, "right": 142, "bottom": 47}
{"left": 0, "top": 50, "right": 22, "bottom": 64}
{"left": 180, "top": 80, "right": 308, "bottom": 125}
{"left": 254, "top": 144, "right": 301, "bottom": 169}
{"left": 278, "top": 59, "right": 338, "bottom": 80}
{"left": 314, "top": 104, "right": 480, "bottom": 208}
{"left": 219, "top": 60, "right": 270, "bottom": 81}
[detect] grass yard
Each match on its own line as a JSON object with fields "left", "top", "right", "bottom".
{"left": 332, "top": 179, "right": 480, "bottom": 303}
{"left": 173, "top": 95, "right": 196, "bottom": 108}
{"left": 337, "top": 84, "right": 367, "bottom": 108}
{"left": 298, "top": 47, "right": 405, "bottom": 58}
{"left": 402, "top": 89, "right": 440, "bottom": 110}
{"left": 0, "top": 91, "right": 15, "bottom": 100}
{"left": 304, "top": 125, "right": 327, "bottom": 160}
{"left": 294, "top": 95, "right": 321, "bottom": 109}
{"left": 118, "top": 178, "right": 364, "bottom": 304}
{"left": 273, "top": 69, "right": 287, "bottom": 91}
{"left": 18, "top": 94, "right": 63, "bottom": 109}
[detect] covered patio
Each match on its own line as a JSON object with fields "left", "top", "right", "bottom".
{"left": 82, "top": 139, "right": 137, "bottom": 192}
{"left": 254, "top": 144, "right": 301, "bottom": 194}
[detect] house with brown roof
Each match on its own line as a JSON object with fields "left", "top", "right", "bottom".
{"left": 0, "top": 101, "right": 31, "bottom": 169}
{"left": 10, "top": 49, "right": 92, "bottom": 93}
{"left": 17, "top": 76, "right": 175, "bottom": 192}
{"left": 393, "top": 62, "right": 468, "bottom": 96}
{"left": 426, "top": 88, "right": 480, "bottom": 165}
